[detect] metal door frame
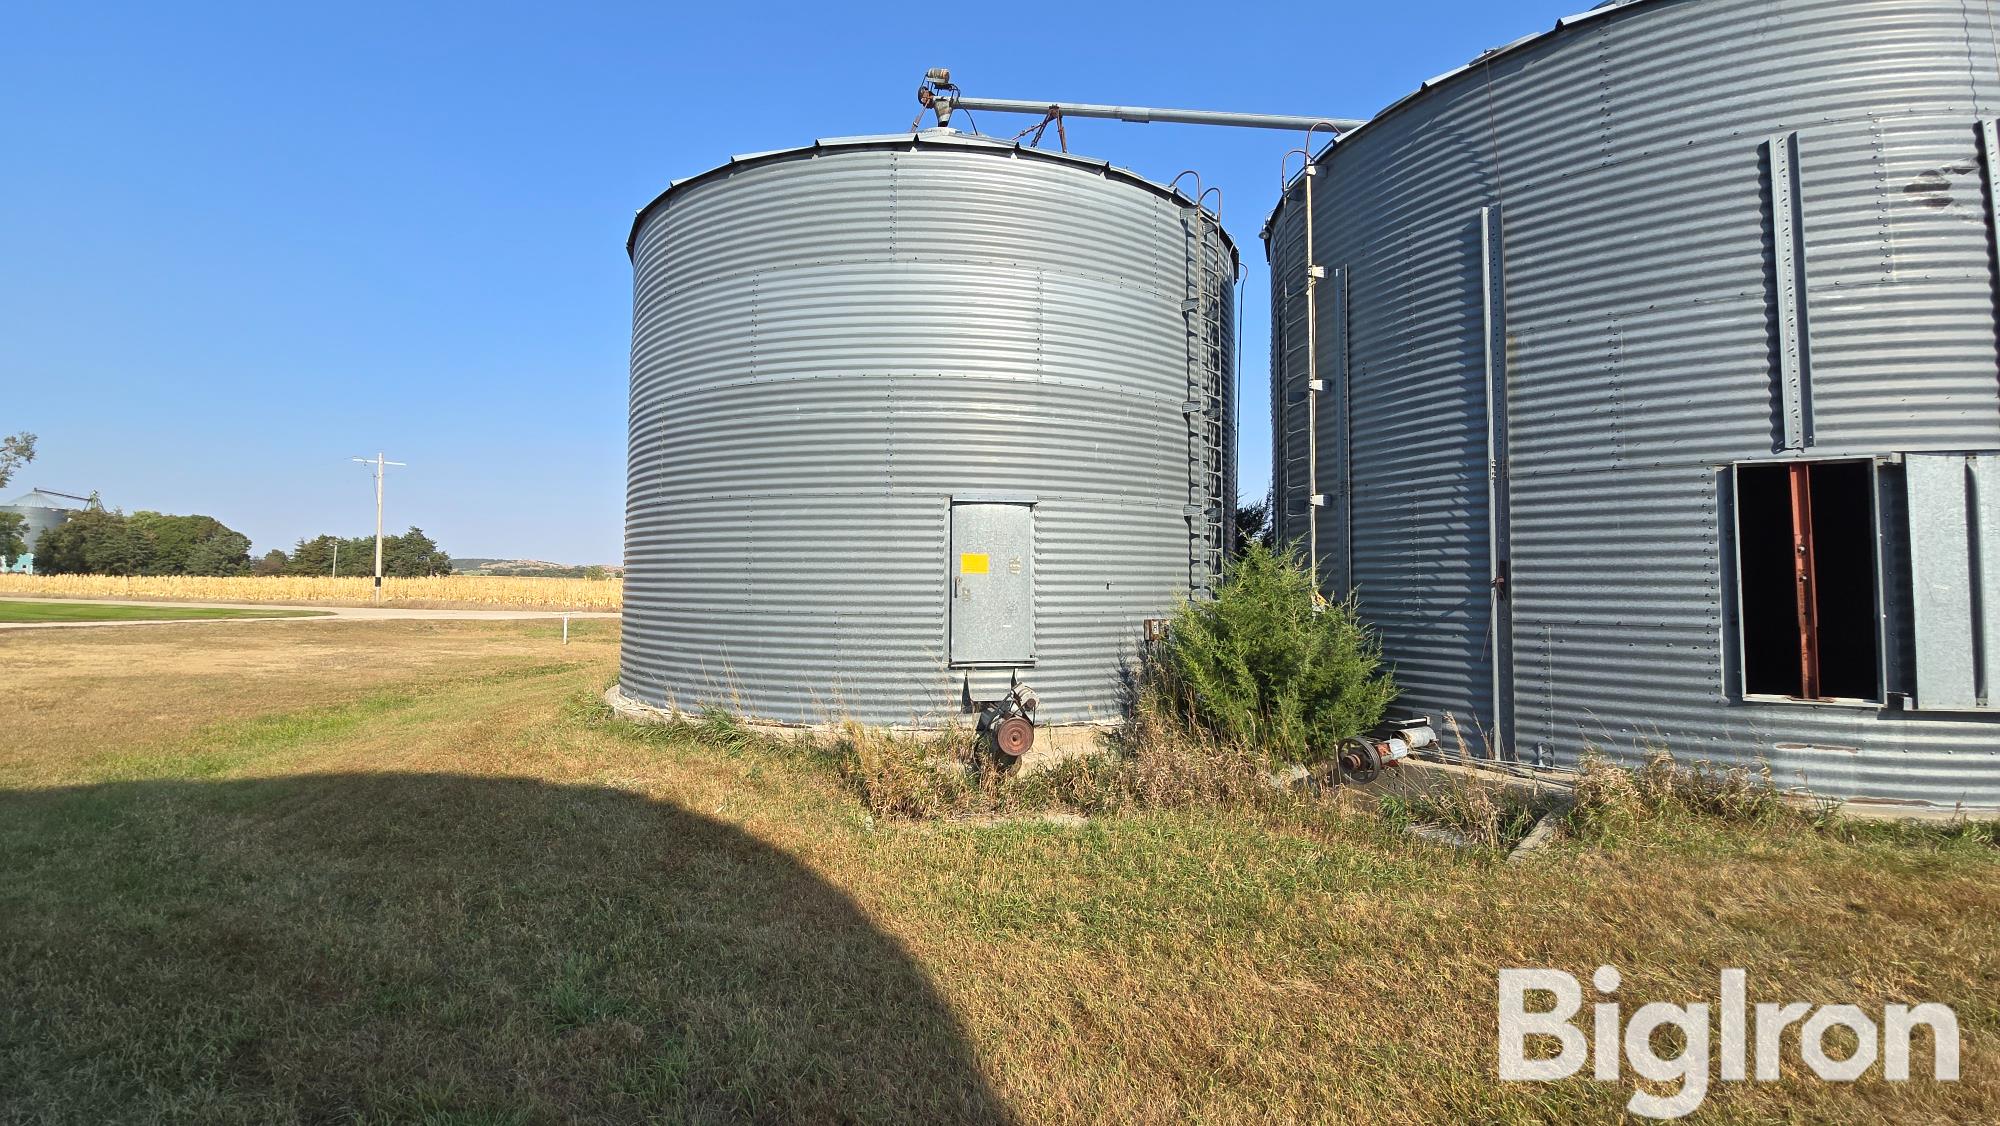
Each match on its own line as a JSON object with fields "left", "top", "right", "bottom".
{"left": 1726, "top": 455, "right": 1886, "bottom": 706}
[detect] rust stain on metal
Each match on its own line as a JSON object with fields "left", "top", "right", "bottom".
{"left": 1902, "top": 162, "right": 1977, "bottom": 209}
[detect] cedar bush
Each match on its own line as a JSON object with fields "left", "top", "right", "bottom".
{"left": 1150, "top": 544, "right": 1396, "bottom": 764}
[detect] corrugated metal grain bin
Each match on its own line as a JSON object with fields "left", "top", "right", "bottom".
{"left": 1265, "top": 0, "right": 2000, "bottom": 810}
{"left": 1, "top": 489, "right": 88, "bottom": 572}
{"left": 618, "top": 130, "right": 1236, "bottom": 731}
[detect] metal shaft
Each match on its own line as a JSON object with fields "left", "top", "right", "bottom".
{"left": 940, "top": 95, "right": 1362, "bottom": 135}
{"left": 1788, "top": 462, "right": 1821, "bottom": 700}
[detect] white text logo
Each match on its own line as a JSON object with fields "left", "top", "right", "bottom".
{"left": 1497, "top": 967, "right": 1959, "bottom": 1119}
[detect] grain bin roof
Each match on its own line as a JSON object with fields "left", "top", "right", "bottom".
{"left": 4, "top": 488, "right": 89, "bottom": 510}
{"left": 1261, "top": 0, "right": 1653, "bottom": 242}
{"left": 627, "top": 128, "right": 1239, "bottom": 263}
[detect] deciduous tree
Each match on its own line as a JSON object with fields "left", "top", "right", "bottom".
{"left": 0, "top": 432, "right": 35, "bottom": 491}
{"left": 35, "top": 508, "right": 142, "bottom": 576}
{"left": 0, "top": 512, "right": 26, "bottom": 566}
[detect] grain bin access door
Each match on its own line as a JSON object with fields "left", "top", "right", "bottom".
{"left": 950, "top": 501, "right": 1035, "bottom": 666}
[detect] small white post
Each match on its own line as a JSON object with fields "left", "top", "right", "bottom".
{"left": 562, "top": 614, "right": 571, "bottom": 645}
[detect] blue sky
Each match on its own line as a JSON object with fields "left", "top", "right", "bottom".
{"left": 4, "top": 0, "right": 1571, "bottom": 562}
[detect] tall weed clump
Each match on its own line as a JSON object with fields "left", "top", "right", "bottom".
{"left": 1023, "top": 698, "right": 1275, "bottom": 815}
{"left": 1150, "top": 544, "right": 1396, "bottom": 764}
{"left": 825, "top": 721, "right": 993, "bottom": 819}
{"left": 1567, "top": 748, "right": 1789, "bottom": 840}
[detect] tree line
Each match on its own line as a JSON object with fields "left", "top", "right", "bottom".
{"left": 1, "top": 432, "right": 453, "bottom": 578}
{"left": 30, "top": 509, "right": 254, "bottom": 576}
{"left": 22, "top": 506, "right": 451, "bottom": 578}
{"left": 262, "top": 531, "right": 451, "bottom": 578}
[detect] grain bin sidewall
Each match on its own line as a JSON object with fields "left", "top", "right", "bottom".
{"left": 1265, "top": 0, "right": 2000, "bottom": 810}
{"left": 621, "top": 136, "right": 1236, "bottom": 727}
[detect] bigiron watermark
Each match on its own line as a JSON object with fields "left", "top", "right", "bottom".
{"left": 1497, "top": 967, "right": 1960, "bottom": 1119}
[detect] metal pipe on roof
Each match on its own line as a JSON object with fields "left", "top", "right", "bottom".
{"left": 933, "top": 94, "right": 1363, "bottom": 135}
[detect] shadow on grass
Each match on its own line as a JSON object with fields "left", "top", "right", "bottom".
{"left": 0, "top": 773, "right": 1010, "bottom": 1124}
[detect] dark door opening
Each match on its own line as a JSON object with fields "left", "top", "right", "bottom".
{"left": 1735, "top": 460, "right": 1880, "bottom": 701}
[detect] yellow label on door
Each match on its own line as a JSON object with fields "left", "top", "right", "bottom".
{"left": 959, "top": 552, "right": 990, "bottom": 575}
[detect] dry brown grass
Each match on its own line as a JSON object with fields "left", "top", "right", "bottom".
{"left": 0, "top": 617, "right": 598, "bottom": 787}
{"left": 1, "top": 621, "right": 1994, "bottom": 1123}
{"left": 0, "top": 571, "right": 621, "bottom": 610}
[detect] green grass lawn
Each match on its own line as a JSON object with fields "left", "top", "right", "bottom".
{"left": 0, "top": 619, "right": 1993, "bottom": 1123}
{"left": 0, "top": 599, "right": 329, "bottom": 623}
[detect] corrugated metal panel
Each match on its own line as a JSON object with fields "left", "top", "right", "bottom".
{"left": 1266, "top": 0, "right": 2000, "bottom": 808}
{"left": 1291, "top": 61, "right": 1504, "bottom": 739}
{"left": 623, "top": 136, "right": 1234, "bottom": 725}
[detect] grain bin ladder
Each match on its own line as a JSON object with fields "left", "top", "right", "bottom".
{"left": 1171, "top": 172, "right": 1229, "bottom": 596}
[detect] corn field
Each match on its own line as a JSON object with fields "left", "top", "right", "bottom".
{"left": 0, "top": 574, "right": 622, "bottom": 611}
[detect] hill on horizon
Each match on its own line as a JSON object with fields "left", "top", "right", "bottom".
{"left": 451, "top": 557, "right": 621, "bottom": 578}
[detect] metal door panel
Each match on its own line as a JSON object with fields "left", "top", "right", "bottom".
{"left": 1907, "top": 453, "right": 1996, "bottom": 710}
{"left": 950, "top": 502, "right": 1034, "bottom": 665}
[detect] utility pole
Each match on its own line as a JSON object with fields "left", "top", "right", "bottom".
{"left": 350, "top": 453, "right": 406, "bottom": 604}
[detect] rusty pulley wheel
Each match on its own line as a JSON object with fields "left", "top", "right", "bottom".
{"left": 993, "top": 715, "right": 1036, "bottom": 757}
{"left": 1337, "top": 737, "right": 1383, "bottom": 785}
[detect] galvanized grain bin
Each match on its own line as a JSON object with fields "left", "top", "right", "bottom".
{"left": 1265, "top": 0, "right": 2000, "bottom": 810}
{"left": 618, "top": 131, "right": 1236, "bottom": 734}
{"left": 0, "top": 489, "right": 89, "bottom": 572}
